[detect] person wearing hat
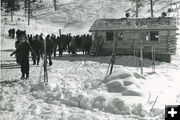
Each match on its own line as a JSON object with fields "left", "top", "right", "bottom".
{"left": 10, "top": 35, "right": 32, "bottom": 79}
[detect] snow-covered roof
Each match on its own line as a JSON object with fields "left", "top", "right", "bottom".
{"left": 89, "top": 17, "right": 178, "bottom": 32}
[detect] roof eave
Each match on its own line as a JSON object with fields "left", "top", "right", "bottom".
{"left": 89, "top": 27, "right": 178, "bottom": 31}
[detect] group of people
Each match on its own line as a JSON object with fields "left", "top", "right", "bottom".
{"left": 55, "top": 34, "right": 92, "bottom": 57}
{"left": 8, "top": 28, "right": 15, "bottom": 38}
{"left": 9, "top": 28, "right": 92, "bottom": 80}
{"left": 8, "top": 28, "right": 27, "bottom": 40}
{"left": 16, "top": 29, "right": 26, "bottom": 40}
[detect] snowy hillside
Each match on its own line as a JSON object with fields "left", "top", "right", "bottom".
{"left": 18, "top": 0, "right": 178, "bottom": 35}
{"left": 31, "top": 0, "right": 131, "bottom": 35}
{"left": 33, "top": 0, "right": 179, "bottom": 34}
{"left": 2, "top": 0, "right": 178, "bottom": 35}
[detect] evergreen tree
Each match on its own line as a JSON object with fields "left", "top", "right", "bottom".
{"left": 1, "top": 0, "right": 21, "bottom": 22}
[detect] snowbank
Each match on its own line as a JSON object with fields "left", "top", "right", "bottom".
{"left": 102, "top": 70, "right": 148, "bottom": 97}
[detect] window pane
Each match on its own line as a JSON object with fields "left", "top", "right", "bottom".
{"left": 106, "top": 32, "right": 114, "bottom": 41}
{"left": 150, "top": 31, "right": 159, "bottom": 42}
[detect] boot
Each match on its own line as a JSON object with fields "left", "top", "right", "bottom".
{"left": 25, "top": 74, "right": 29, "bottom": 80}
{"left": 37, "top": 60, "right": 39, "bottom": 65}
{"left": 49, "top": 61, "right": 52, "bottom": 66}
{"left": 33, "top": 60, "right": 36, "bottom": 65}
{"left": 20, "top": 74, "right": 25, "bottom": 80}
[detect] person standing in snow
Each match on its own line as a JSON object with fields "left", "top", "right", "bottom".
{"left": 12, "top": 28, "right": 15, "bottom": 38}
{"left": 57, "top": 36, "right": 63, "bottom": 57}
{"left": 51, "top": 34, "right": 57, "bottom": 57}
{"left": 31, "top": 35, "right": 41, "bottom": 65}
{"left": 14, "top": 39, "right": 21, "bottom": 64}
{"left": 10, "top": 35, "right": 33, "bottom": 79}
{"left": 45, "top": 34, "right": 53, "bottom": 66}
{"left": 16, "top": 29, "right": 20, "bottom": 39}
{"left": 69, "top": 37, "right": 77, "bottom": 56}
{"left": 8, "top": 29, "right": 11, "bottom": 38}
{"left": 39, "top": 33, "right": 44, "bottom": 58}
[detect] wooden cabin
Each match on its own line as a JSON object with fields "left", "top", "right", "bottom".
{"left": 89, "top": 17, "right": 178, "bottom": 62}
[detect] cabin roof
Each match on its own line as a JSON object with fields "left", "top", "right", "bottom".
{"left": 89, "top": 17, "right": 178, "bottom": 32}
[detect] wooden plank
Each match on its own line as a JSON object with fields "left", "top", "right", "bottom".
{"left": 104, "top": 40, "right": 168, "bottom": 44}
{"left": 103, "top": 42, "right": 168, "bottom": 46}
{"left": 170, "top": 38, "right": 178, "bottom": 40}
{"left": 159, "top": 31, "right": 168, "bottom": 35}
{"left": 170, "top": 31, "right": 177, "bottom": 35}
{"left": 168, "top": 45, "right": 176, "bottom": 48}
{"left": 170, "top": 37, "right": 178, "bottom": 39}
{"left": 170, "top": 42, "right": 177, "bottom": 44}
{"left": 159, "top": 37, "right": 168, "bottom": 41}
{"left": 102, "top": 47, "right": 168, "bottom": 52}
{"left": 103, "top": 43, "right": 168, "bottom": 47}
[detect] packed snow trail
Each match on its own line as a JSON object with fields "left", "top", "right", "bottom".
{"left": 1, "top": 47, "right": 180, "bottom": 120}
{"left": 0, "top": 51, "right": 145, "bottom": 120}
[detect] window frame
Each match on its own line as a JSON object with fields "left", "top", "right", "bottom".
{"left": 106, "top": 31, "right": 114, "bottom": 41}
{"left": 149, "top": 31, "right": 159, "bottom": 42}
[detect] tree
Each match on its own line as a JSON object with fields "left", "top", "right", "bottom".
{"left": 1, "top": 0, "right": 22, "bottom": 22}
{"left": 24, "top": 0, "right": 28, "bottom": 17}
{"left": 128, "top": 0, "right": 145, "bottom": 18}
{"left": 53, "top": 0, "right": 58, "bottom": 11}
{"left": 24, "top": 0, "right": 37, "bottom": 25}
{"left": 150, "top": 0, "right": 153, "bottom": 17}
{"left": 127, "top": 0, "right": 179, "bottom": 18}
{"left": 7, "top": 0, "right": 15, "bottom": 22}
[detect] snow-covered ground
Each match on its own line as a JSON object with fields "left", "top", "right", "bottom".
{"left": 1, "top": 10, "right": 180, "bottom": 120}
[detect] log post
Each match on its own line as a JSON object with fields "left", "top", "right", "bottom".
{"left": 150, "top": 0, "right": 154, "bottom": 17}
{"left": 28, "top": 0, "right": 30, "bottom": 25}
{"left": 44, "top": 38, "right": 48, "bottom": 82}
{"left": 140, "top": 39, "right": 143, "bottom": 75}
{"left": 152, "top": 44, "right": 156, "bottom": 73}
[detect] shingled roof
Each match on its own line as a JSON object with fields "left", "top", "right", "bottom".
{"left": 89, "top": 17, "right": 177, "bottom": 32}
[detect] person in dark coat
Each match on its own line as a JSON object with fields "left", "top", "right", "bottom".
{"left": 10, "top": 35, "right": 32, "bottom": 79}
{"left": 39, "top": 33, "right": 44, "bottom": 58}
{"left": 8, "top": 29, "right": 14, "bottom": 38}
{"left": 16, "top": 29, "right": 20, "bottom": 39}
{"left": 28, "top": 34, "right": 33, "bottom": 45}
{"left": 8, "top": 29, "right": 11, "bottom": 37}
{"left": 69, "top": 37, "right": 77, "bottom": 56}
{"left": 81, "top": 34, "right": 92, "bottom": 55}
{"left": 51, "top": 34, "right": 57, "bottom": 57}
{"left": 40, "top": 34, "right": 54, "bottom": 66}
{"left": 31, "top": 35, "right": 41, "bottom": 65}
{"left": 15, "top": 40, "right": 21, "bottom": 64}
{"left": 67, "top": 34, "right": 72, "bottom": 54}
{"left": 12, "top": 28, "right": 15, "bottom": 38}
{"left": 45, "top": 35, "right": 53, "bottom": 65}
{"left": 57, "top": 36, "right": 63, "bottom": 57}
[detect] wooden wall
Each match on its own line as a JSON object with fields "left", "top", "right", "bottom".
{"left": 93, "top": 29, "right": 177, "bottom": 55}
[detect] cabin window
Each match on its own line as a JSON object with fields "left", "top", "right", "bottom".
{"left": 150, "top": 31, "right": 159, "bottom": 42}
{"left": 106, "top": 32, "right": 114, "bottom": 41}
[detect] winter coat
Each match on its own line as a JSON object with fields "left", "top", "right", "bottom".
{"left": 11, "top": 42, "right": 30, "bottom": 64}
